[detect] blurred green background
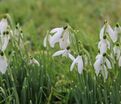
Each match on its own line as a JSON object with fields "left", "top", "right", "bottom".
{"left": 1, "top": 0, "right": 121, "bottom": 104}
{"left": 0, "top": 0, "right": 121, "bottom": 46}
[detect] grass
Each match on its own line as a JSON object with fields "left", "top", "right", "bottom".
{"left": 0, "top": 0, "right": 121, "bottom": 104}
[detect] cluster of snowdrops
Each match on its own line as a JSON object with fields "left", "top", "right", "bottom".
{"left": 43, "top": 21, "right": 121, "bottom": 80}
{"left": 0, "top": 15, "right": 121, "bottom": 81}
{"left": 0, "top": 15, "right": 40, "bottom": 74}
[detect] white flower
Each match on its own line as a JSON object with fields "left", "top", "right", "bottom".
{"left": 94, "top": 53, "right": 111, "bottom": 79}
{"left": 52, "top": 47, "right": 75, "bottom": 61}
{"left": 94, "top": 54, "right": 103, "bottom": 75}
{"left": 113, "top": 43, "right": 121, "bottom": 67}
{"left": 29, "top": 57, "right": 40, "bottom": 66}
{"left": 48, "top": 27, "right": 64, "bottom": 48}
{"left": 112, "top": 43, "right": 121, "bottom": 67}
{"left": 0, "top": 52, "right": 8, "bottom": 74}
{"left": 70, "top": 55, "right": 84, "bottom": 74}
{"left": 0, "top": 18, "right": 8, "bottom": 35}
{"left": 0, "top": 31, "right": 10, "bottom": 51}
{"left": 113, "top": 43, "right": 121, "bottom": 60}
{"left": 99, "top": 21, "right": 118, "bottom": 42}
{"left": 43, "top": 26, "right": 71, "bottom": 49}
{"left": 59, "top": 27, "right": 70, "bottom": 49}
{"left": 112, "top": 24, "right": 121, "bottom": 42}
{"left": 98, "top": 36, "right": 110, "bottom": 54}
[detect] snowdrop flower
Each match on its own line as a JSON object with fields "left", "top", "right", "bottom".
{"left": 100, "top": 21, "right": 121, "bottom": 43}
{"left": 0, "top": 18, "right": 8, "bottom": 35}
{"left": 113, "top": 43, "right": 121, "bottom": 67}
{"left": 113, "top": 24, "right": 121, "bottom": 42}
{"left": 94, "top": 53, "right": 111, "bottom": 79}
{"left": 113, "top": 43, "right": 121, "bottom": 60}
{"left": 48, "top": 27, "right": 65, "bottom": 48}
{"left": 43, "top": 27, "right": 64, "bottom": 48}
{"left": 59, "top": 27, "right": 70, "bottom": 49}
{"left": 0, "top": 31, "right": 10, "bottom": 51}
{"left": 98, "top": 35, "right": 110, "bottom": 54}
{"left": 94, "top": 54, "right": 104, "bottom": 76}
{"left": 52, "top": 46, "right": 75, "bottom": 61}
{"left": 70, "top": 54, "right": 84, "bottom": 74}
{"left": 0, "top": 52, "right": 8, "bottom": 74}
{"left": 43, "top": 26, "right": 70, "bottom": 48}
{"left": 29, "top": 57, "right": 40, "bottom": 66}
{"left": 100, "top": 21, "right": 113, "bottom": 39}
{"left": 100, "top": 21, "right": 117, "bottom": 42}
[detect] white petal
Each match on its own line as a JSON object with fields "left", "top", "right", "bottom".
{"left": 1, "top": 35, "right": 10, "bottom": 51}
{"left": 77, "top": 56, "right": 83, "bottom": 74}
{"left": 118, "top": 56, "right": 121, "bottom": 67}
{"left": 96, "top": 54, "right": 102, "bottom": 60}
{"left": 52, "top": 50, "right": 65, "bottom": 57}
{"left": 59, "top": 38, "right": 70, "bottom": 49}
{"left": 113, "top": 31, "right": 118, "bottom": 42}
{"left": 59, "top": 29, "right": 70, "bottom": 49}
{"left": 59, "top": 39, "right": 66, "bottom": 49}
{"left": 0, "top": 56, "right": 8, "bottom": 74}
{"left": 113, "top": 26, "right": 121, "bottom": 42}
{"left": 49, "top": 27, "right": 64, "bottom": 48}
{"left": 113, "top": 46, "right": 117, "bottom": 55}
{"left": 113, "top": 46, "right": 121, "bottom": 60}
{"left": 99, "top": 26, "right": 105, "bottom": 40}
{"left": 94, "top": 55, "right": 103, "bottom": 76}
{"left": 49, "top": 34, "right": 60, "bottom": 48}
{"left": 116, "top": 48, "right": 120, "bottom": 59}
{"left": 70, "top": 57, "right": 79, "bottom": 71}
{"left": 29, "top": 58, "right": 40, "bottom": 66}
{"left": 99, "top": 40, "right": 107, "bottom": 54}
{"left": 98, "top": 41, "right": 101, "bottom": 49}
{"left": 106, "top": 25, "right": 115, "bottom": 42}
{"left": 43, "top": 35, "right": 47, "bottom": 47}
{"left": 114, "top": 26, "right": 121, "bottom": 34}
{"left": 68, "top": 53, "right": 75, "bottom": 61}
{"left": 107, "top": 40, "right": 110, "bottom": 49}
{"left": 105, "top": 58, "right": 112, "bottom": 69}
{"left": 101, "top": 65, "right": 108, "bottom": 80}
{"left": 48, "top": 35, "right": 54, "bottom": 48}
{"left": 94, "top": 60, "right": 101, "bottom": 76}
{"left": 0, "top": 18, "right": 8, "bottom": 34}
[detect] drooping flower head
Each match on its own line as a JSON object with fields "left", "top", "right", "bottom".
{"left": 48, "top": 27, "right": 65, "bottom": 48}
{"left": 0, "top": 17, "right": 8, "bottom": 35}
{"left": 43, "top": 25, "right": 71, "bottom": 49}
{"left": 70, "top": 53, "right": 84, "bottom": 74}
{"left": 100, "top": 21, "right": 121, "bottom": 43}
{"left": 0, "top": 51, "right": 8, "bottom": 74}
{"left": 94, "top": 53, "right": 112, "bottom": 80}
{"left": 59, "top": 26, "right": 71, "bottom": 49}
{"left": 113, "top": 43, "right": 121, "bottom": 60}
{"left": 98, "top": 35, "right": 110, "bottom": 54}
{"left": 29, "top": 56, "right": 40, "bottom": 66}
{"left": 113, "top": 23, "right": 121, "bottom": 42}
{"left": 0, "top": 30, "right": 10, "bottom": 51}
{"left": 52, "top": 46, "right": 75, "bottom": 61}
